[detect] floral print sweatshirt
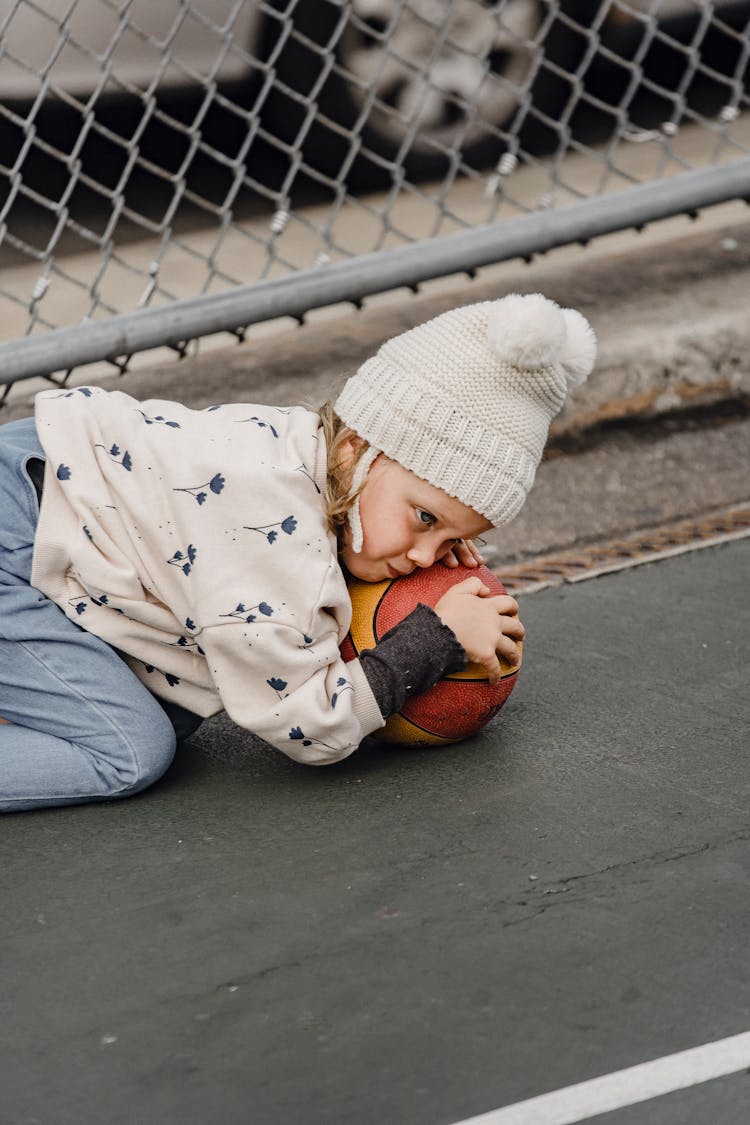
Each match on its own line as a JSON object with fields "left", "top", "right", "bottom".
{"left": 31, "top": 387, "right": 384, "bottom": 764}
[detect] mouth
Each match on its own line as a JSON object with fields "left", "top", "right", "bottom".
{"left": 387, "top": 565, "right": 411, "bottom": 579}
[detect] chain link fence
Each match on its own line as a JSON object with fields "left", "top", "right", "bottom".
{"left": 1, "top": 0, "right": 749, "bottom": 400}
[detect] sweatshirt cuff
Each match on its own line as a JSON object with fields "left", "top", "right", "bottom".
{"left": 358, "top": 602, "right": 466, "bottom": 719}
{"left": 346, "top": 657, "right": 388, "bottom": 736}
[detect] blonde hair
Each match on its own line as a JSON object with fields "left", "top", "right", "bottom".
{"left": 318, "top": 401, "right": 372, "bottom": 547}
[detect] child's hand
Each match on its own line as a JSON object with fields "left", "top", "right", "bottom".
{"left": 434, "top": 577, "right": 525, "bottom": 684}
{"left": 441, "top": 537, "right": 484, "bottom": 569}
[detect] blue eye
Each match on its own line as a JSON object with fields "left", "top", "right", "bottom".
{"left": 416, "top": 508, "right": 436, "bottom": 526}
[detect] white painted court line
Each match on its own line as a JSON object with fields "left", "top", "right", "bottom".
{"left": 450, "top": 1030, "right": 750, "bottom": 1125}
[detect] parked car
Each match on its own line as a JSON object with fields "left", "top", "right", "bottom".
{"left": 1, "top": 0, "right": 747, "bottom": 185}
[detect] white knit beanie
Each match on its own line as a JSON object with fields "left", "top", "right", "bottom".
{"left": 334, "top": 292, "right": 596, "bottom": 550}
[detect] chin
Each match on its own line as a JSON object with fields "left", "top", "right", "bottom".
{"left": 342, "top": 555, "right": 383, "bottom": 583}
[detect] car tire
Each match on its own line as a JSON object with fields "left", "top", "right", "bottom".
{"left": 262, "top": 0, "right": 596, "bottom": 186}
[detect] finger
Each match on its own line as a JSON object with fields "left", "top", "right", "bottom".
{"left": 451, "top": 576, "right": 491, "bottom": 596}
{"left": 485, "top": 594, "right": 520, "bottom": 615}
{"left": 453, "top": 539, "right": 481, "bottom": 567}
{"left": 440, "top": 550, "right": 459, "bottom": 568}
{"left": 496, "top": 637, "right": 521, "bottom": 667}
{"left": 466, "top": 538, "right": 485, "bottom": 563}
{"left": 484, "top": 653, "right": 503, "bottom": 686}
{"left": 500, "top": 616, "right": 526, "bottom": 640}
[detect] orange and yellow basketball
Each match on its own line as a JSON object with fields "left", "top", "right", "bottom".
{"left": 340, "top": 563, "right": 521, "bottom": 746}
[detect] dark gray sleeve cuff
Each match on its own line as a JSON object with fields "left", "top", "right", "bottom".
{"left": 358, "top": 602, "right": 466, "bottom": 719}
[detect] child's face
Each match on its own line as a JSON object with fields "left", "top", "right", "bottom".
{"left": 340, "top": 451, "right": 492, "bottom": 583}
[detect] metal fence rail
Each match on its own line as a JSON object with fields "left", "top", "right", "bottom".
{"left": 1, "top": 0, "right": 749, "bottom": 398}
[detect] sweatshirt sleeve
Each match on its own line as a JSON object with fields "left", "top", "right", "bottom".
{"left": 197, "top": 569, "right": 385, "bottom": 765}
{"left": 359, "top": 602, "right": 466, "bottom": 717}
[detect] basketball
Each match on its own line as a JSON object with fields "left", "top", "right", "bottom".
{"left": 340, "top": 563, "right": 521, "bottom": 746}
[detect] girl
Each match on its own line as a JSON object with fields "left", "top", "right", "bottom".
{"left": 0, "top": 292, "right": 595, "bottom": 812}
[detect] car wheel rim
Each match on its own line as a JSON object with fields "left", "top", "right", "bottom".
{"left": 340, "top": 0, "right": 542, "bottom": 153}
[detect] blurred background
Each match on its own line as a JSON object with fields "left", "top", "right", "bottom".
{"left": 1, "top": 0, "right": 748, "bottom": 396}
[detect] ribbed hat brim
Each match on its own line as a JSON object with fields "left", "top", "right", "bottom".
{"left": 335, "top": 364, "right": 537, "bottom": 525}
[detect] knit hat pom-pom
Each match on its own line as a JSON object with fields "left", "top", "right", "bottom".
{"left": 486, "top": 293, "right": 567, "bottom": 371}
{"left": 560, "top": 307, "right": 597, "bottom": 389}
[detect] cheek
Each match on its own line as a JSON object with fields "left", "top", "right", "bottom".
{"left": 362, "top": 521, "right": 400, "bottom": 558}
{"left": 360, "top": 496, "right": 406, "bottom": 551}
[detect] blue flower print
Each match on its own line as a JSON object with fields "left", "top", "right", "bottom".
{"left": 90, "top": 593, "right": 118, "bottom": 611}
{"left": 167, "top": 544, "right": 197, "bottom": 575}
{"left": 244, "top": 516, "right": 297, "bottom": 544}
{"left": 173, "top": 473, "right": 225, "bottom": 506}
{"left": 220, "top": 600, "right": 274, "bottom": 624}
{"left": 237, "top": 415, "right": 279, "bottom": 438}
{"left": 178, "top": 617, "right": 205, "bottom": 653}
{"left": 295, "top": 465, "right": 321, "bottom": 494}
{"left": 136, "top": 410, "right": 181, "bottom": 428}
{"left": 143, "top": 664, "right": 180, "bottom": 688}
{"left": 50, "top": 387, "right": 93, "bottom": 399}
{"left": 67, "top": 593, "right": 123, "bottom": 616}
{"left": 57, "top": 464, "right": 71, "bottom": 481}
{"left": 331, "top": 676, "right": 353, "bottom": 709}
{"left": 288, "top": 726, "right": 339, "bottom": 752}
{"left": 236, "top": 406, "right": 291, "bottom": 433}
{"left": 267, "top": 677, "right": 288, "bottom": 700}
{"left": 170, "top": 634, "right": 205, "bottom": 655}
{"left": 94, "top": 443, "right": 132, "bottom": 471}
{"left": 83, "top": 525, "right": 93, "bottom": 541}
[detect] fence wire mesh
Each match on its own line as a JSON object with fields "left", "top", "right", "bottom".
{"left": 1, "top": 0, "right": 749, "bottom": 399}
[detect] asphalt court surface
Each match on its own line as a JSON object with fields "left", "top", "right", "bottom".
{"left": 1, "top": 538, "right": 748, "bottom": 1125}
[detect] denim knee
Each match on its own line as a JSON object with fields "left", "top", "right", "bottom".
{"left": 0, "top": 696, "right": 179, "bottom": 812}
{"left": 111, "top": 694, "right": 178, "bottom": 797}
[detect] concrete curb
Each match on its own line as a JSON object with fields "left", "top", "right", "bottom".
{"left": 550, "top": 217, "right": 750, "bottom": 437}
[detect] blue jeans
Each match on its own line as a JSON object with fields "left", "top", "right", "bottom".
{"left": 0, "top": 417, "right": 198, "bottom": 812}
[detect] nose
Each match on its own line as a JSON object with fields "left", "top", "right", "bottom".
{"left": 406, "top": 542, "right": 438, "bottom": 569}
